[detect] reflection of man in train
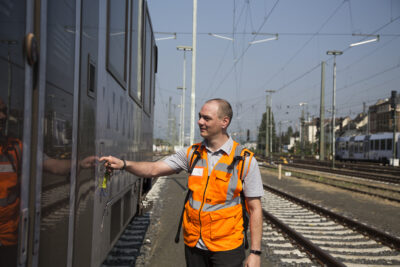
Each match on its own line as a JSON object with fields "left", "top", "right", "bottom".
{"left": 0, "top": 97, "right": 97, "bottom": 267}
{"left": 0, "top": 97, "right": 21, "bottom": 267}
{"left": 101, "top": 99, "right": 263, "bottom": 267}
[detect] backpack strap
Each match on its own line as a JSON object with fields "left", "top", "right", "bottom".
{"left": 231, "top": 146, "right": 253, "bottom": 249}
{"left": 175, "top": 145, "right": 201, "bottom": 243}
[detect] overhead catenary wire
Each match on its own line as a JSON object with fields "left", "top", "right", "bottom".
{"left": 259, "top": 0, "right": 347, "bottom": 91}
{"left": 205, "top": 0, "right": 281, "bottom": 100}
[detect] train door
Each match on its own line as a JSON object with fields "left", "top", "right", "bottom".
{"left": 365, "top": 135, "right": 370, "bottom": 160}
{"left": 349, "top": 137, "right": 355, "bottom": 158}
{"left": 0, "top": 1, "right": 39, "bottom": 266}
{"left": 71, "top": 0, "right": 99, "bottom": 266}
{"left": 35, "top": 0, "right": 79, "bottom": 267}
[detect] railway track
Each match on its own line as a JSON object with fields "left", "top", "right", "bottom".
{"left": 291, "top": 159, "right": 400, "bottom": 184}
{"left": 258, "top": 155, "right": 400, "bottom": 184}
{"left": 262, "top": 184, "right": 400, "bottom": 266}
{"left": 289, "top": 162, "right": 400, "bottom": 184}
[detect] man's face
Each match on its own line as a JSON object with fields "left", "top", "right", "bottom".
{"left": 197, "top": 101, "right": 228, "bottom": 139}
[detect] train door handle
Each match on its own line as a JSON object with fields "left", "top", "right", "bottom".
{"left": 25, "top": 33, "right": 39, "bottom": 66}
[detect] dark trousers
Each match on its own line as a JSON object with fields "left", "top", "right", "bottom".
{"left": 185, "top": 245, "right": 245, "bottom": 267}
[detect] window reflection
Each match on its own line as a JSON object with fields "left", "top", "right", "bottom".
{"left": 130, "top": 0, "right": 141, "bottom": 101}
{"left": 143, "top": 11, "right": 152, "bottom": 114}
{"left": 107, "top": 0, "right": 127, "bottom": 86}
{"left": 0, "top": 2, "right": 26, "bottom": 266}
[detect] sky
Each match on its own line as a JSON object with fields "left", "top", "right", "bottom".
{"left": 147, "top": 0, "right": 400, "bottom": 142}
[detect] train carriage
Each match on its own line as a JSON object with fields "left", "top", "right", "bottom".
{"left": 368, "top": 132, "right": 396, "bottom": 163}
{"left": 0, "top": 0, "right": 157, "bottom": 266}
{"left": 336, "top": 132, "right": 400, "bottom": 164}
{"left": 336, "top": 136, "right": 350, "bottom": 160}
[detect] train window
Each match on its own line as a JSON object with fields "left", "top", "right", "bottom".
{"left": 346, "top": 141, "right": 348, "bottom": 150}
{"left": 374, "top": 140, "right": 379, "bottom": 150}
{"left": 370, "top": 140, "right": 373, "bottom": 150}
{"left": 387, "top": 139, "right": 392, "bottom": 150}
{"left": 129, "top": 0, "right": 141, "bottom": 103}
{"left": 107, "top": 0, "right": 128, "bottom": 87}
{"left": 380, "top": 139, "right": 385, "bottom": 150}
{"left": 359, "top": 142, "right": 363, "bottom": 153}
{"left": 142, "top": 8, "right": 152, "bottom": 114}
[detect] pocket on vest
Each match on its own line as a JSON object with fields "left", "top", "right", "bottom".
{"left": 188, "top": 175, "right": 203, "bottom": 193}
{"left": 183, "top": 207, "right": 200, "bottom": 244}
{"left": 209, "top": 210, "right": 238, "bottom": 240}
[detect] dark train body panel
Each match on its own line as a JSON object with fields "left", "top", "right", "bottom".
{"left": 0, "top": 0, "right": 156, "bottom": 266}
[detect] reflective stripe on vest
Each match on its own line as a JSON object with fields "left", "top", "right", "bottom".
{"left": 0, "top": 163, "right": 14, "bottom": 173}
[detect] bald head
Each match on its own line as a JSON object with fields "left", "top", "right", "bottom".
{"left": 205, "top": 98, "right": 233, "bottom": 127}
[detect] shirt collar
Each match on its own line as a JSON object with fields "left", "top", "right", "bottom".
{"left": 202, "top": 135, "right": 233, "bottom": 155}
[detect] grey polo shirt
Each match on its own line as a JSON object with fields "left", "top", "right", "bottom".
{"left": 163, "top": 136, "right": 264, "bottom": 197}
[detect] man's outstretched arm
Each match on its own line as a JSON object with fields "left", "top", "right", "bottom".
{"left": 99, "top": 155, "right": 176, "bottom": 178}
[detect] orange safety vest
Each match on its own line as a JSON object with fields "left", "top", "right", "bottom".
{"left": 0, "top": 138, "right": 22, "bottom": 246}
{"left": 182, "top": 141, "right": 253, "bottom": 251}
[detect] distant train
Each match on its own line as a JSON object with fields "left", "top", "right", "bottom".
{"left": 1, "top": 0, "right": 156, "bottom": 267}
{"left": 336, "top": 132, "right": 400, "bottom": 164}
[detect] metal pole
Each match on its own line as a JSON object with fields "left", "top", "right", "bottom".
{"left": 265, "top": 94, "right": 269, "bottom": 158}
{"left": 182, "top": 51, "right": 187, "bottom": 146}
{"left": 190, "top": 0, "right": 197, "bottom": 145}
{"left": 327, "top": 50, "right": 342, "bottom": 168}
{"left": 279, "top": 121, "right": 282, "bottom": 153}
{"left": 332, "top": 55, "right": 337, "bottom": 168}
{"left": 392, "top": 91, "right": 397, "bottom": 163}
{"left": 266, "top": 90, "right": 275, "bottom": 162}
{"left": 301, "top": 106, "right": 305, "bottom": 159}
{"left": 178, "top": 88, "right": 183, "bottom": 147}
{"left": 269, "top": 105, "right": 272, "bottom": 163}
{"left": 320, "top": 61, "right": 325, "bottom": 161}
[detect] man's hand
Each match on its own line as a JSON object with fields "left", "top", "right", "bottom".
{"left": 99, "top": 155, "right": 124, "bottom": 170}
{"left": 79, "top": 155, "right": 99, "bottom": 169}
{"left": 245, "top": 253, "right": 261, "bottom": 267}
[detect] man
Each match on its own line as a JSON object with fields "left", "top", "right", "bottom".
{"left": 0, "top": 98, "right": 21, "bottom": 267}
{"left": 100, "top": 99, "right": 263, "bottom": 267}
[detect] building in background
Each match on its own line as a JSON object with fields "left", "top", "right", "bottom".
{"left": 369, "top": 95, "right": 400, "bottom": 134}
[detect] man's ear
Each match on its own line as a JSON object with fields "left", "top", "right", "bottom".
{"left": 221, "top": 116, "right": 230, "bottom": 129}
